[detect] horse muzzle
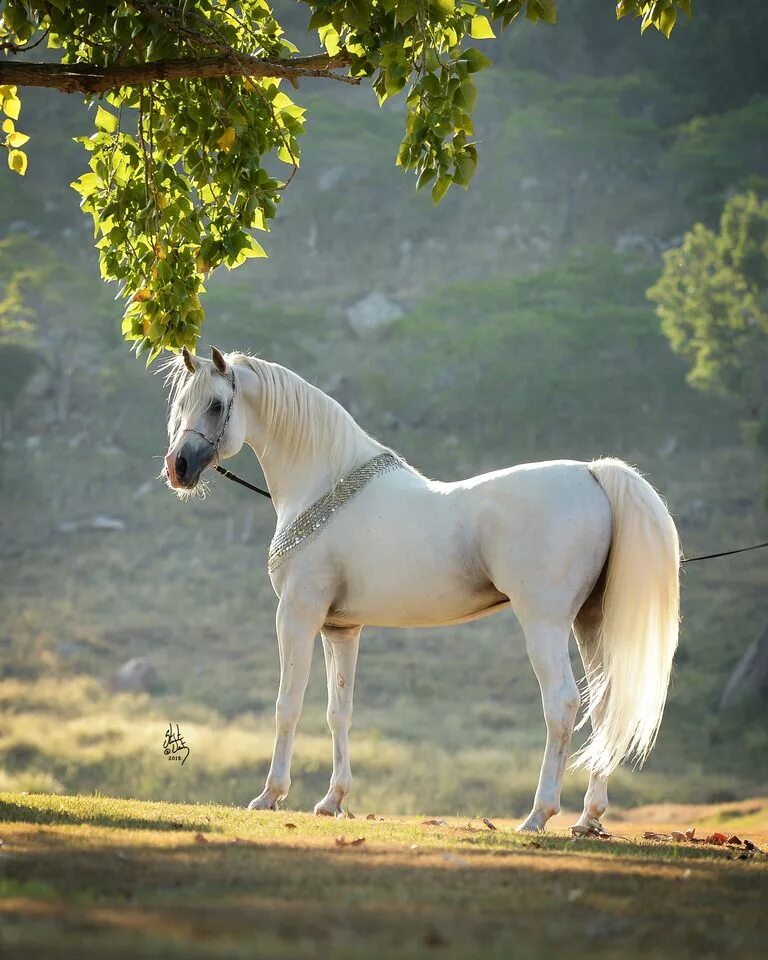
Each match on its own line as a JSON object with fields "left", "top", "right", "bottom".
{"left": 165, "top": 438, "right": 214, "bottom": 489}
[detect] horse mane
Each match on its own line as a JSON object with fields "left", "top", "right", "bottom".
{"left": 163, "top": 351, "right": 392, "bottom": 484}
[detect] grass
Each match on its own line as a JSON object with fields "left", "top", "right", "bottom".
{"left": 0, "top": 792, "right": 766, "bottom": 960}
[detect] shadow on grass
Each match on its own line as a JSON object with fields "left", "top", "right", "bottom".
{"left": 0, "top": 795, "right": 213, "bottom": 833}
{"left": 1, "top": 825, "right": 766, "bottom": 960}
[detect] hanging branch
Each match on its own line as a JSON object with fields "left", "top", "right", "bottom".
{"left": 0, "top": 53, "right": 357, "bottom": 95}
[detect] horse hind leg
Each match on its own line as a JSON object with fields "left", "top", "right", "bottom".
{"left": 572, "top": 585, "right": 610, "bottom": 830}
{"left": 516, "top": 615, "right": 581, "bottom": 833}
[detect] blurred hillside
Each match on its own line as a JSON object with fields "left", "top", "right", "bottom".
{"left": 0, "top": 1, "right": 766, "bottom": 815}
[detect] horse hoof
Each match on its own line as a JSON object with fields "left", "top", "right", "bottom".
{"left": 516, "top": 816, "right": 546, "bottom": 833}
{"left": 248, "top": 795, "right": 278, "bottom": 811}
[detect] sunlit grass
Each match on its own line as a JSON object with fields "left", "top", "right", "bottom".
{"left": 0, "top": 792, "right": 765, "bottom": 960}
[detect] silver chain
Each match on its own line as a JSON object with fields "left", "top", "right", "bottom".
{"left": 268, "top": 452, "right": 403, "bottom": 573}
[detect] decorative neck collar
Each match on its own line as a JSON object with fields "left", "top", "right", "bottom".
{"left": 268, "top": 451, "right": 403, "bottom": 573}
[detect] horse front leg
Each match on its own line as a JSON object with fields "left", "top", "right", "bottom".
{"left": 314, "top": 625, "right": 361, "bottom": 816}
{"left": 248, "top": 596, "right": 323, "bottom": 811}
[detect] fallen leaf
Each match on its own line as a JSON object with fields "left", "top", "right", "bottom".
{"left": 705, "top": 832, "right": 729, "bottom": 846}
{"left": 685, "top": 827, "right": 696, "bottom": 841}
{"left": 283, "top": 823, "right": 297, "bottom": 830}
{"left": 422, "top": 818, "right": 448, "bottom": 826}
{"left": 670, "top": 831, "right": 688, "bottom": 842}
{"left": 366, "top": 813, "right": 378, "bottom": 821}
{"left": 482, "top": 818, "right": 497, "bottom": 831}
{"left": 335, "top": 836, "right": 366, "bottom": 847}
{"left": 194, "top": 833, "right": 208, "bottom": 844}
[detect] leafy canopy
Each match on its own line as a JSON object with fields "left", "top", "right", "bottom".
{"left": 0, "top": 0, "right": 690, "bottom": 361}
{"left": 648, "top": 192, "right": 768, "bottom": 447}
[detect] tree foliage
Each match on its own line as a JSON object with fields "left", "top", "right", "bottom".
{"left": 648, "top": 192, "right": 768, "bottom": 447}
{"left": 0, "top": 0, "right": 691, "bottom": 360}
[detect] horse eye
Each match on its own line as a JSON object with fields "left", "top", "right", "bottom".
{"left": 209, "top": 400, "right": 223, "bottom": 417}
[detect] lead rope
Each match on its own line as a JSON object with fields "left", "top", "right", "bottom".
{"left": 682, "top": 540, "right": 768, "bottom": 564}
{"left": 214, "top": 464, "right": 271, "bottom": 499}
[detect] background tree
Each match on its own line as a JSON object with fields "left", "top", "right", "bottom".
{"left": 1, "top": 0, "right": 690, "bottom": 359}
{"left": 648, "top": 191, "right": 768, "bottom": 460}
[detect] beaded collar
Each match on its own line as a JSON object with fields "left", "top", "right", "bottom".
{"left": 267, "top": 451, "right": 403, "bottom": 573}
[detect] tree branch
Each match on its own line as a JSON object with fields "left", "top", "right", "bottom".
{"left": 0, "top": 53, "right": 358, "bottom": 94}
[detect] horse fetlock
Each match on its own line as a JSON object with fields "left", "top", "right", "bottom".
{"left": 248, "top": 778, "right": 289, "bottom": 811}
{"left": 516, "top": 803, "right": 558, "bottom": 833}
{"left": 314, "top": 784, "right": 349, "bottom": 817}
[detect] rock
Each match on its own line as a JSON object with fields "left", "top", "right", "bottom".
{"left": 614, "top": 232, "right": 661, "bottom": 256}
{"left": 719, "top": 623, "right": 768, "bottom": 711}
{"left": 58, "top": 515, "right": 126, "bottom": 533}
{"left": 345, "top": 291, "right": 404, "bottom": 336}
{"left": 109, "top": 657, "right": 157, "bottom": 693}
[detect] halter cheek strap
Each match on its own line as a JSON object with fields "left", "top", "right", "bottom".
{"left": 183, "top": 368, "right": 237, "bottom": 462}
{"left": 182, "top": 369, "right": 272, "bottom": 500}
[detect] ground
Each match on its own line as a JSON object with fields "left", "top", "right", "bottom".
{"left": 0, "top": 793, "right": 766, "bottom": 960}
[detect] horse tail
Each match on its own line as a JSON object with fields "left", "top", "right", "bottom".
{"left": 574, "top": 457, "right": 680, "bottom": 777}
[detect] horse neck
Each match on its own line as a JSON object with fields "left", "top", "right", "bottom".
{"left": 237, "top": 363, "right": 383, "bottom": 517}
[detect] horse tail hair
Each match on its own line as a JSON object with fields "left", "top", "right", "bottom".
{"left": 574, "top": 457, "right": 680, "bottom": 777}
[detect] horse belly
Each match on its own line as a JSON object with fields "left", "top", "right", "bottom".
{"left": 329, "top": 514, "right": 506, "bottom": 628}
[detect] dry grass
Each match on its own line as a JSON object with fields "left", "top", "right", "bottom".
{"left": 0, "top": 792, "right": 766, "bottom": 960}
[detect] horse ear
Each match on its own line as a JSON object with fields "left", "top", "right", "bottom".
{"left": 182, "top": 346, "right": 198, "bottom": 374}
{"left": 210, "top": 345, "right": 228, "bottom": 375}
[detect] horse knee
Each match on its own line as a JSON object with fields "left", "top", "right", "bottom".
{"left": 326, "top": 704, "right": 352, "bottom": 735}
{"left": 275, "top": 696, "right": 301, "bottom": 731}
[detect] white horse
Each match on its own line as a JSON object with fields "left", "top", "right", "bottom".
{"left": 163, "top": 346, "right": 680, "bottom": 832}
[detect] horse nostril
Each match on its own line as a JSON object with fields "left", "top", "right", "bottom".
{"left": 176, "top": 454, "right": 188, "bottom": 481}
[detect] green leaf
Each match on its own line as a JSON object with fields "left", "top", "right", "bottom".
{"left": 416, "top": 166, "right": 437, "bottom": 191}
{"left": 659, "top": 6, "right": 676, "bottom": 38}
{"left": 460, "top": 48, "right": 493, "bottom": 74}
{"left": 94, "top": 106, "right": 118, "bottom": 133}
{"left": 8, "top": 148, "right": 27, "bottom": 175}
{"left": 469, "top": 15, "right": 496, "bottom": 39}
{"left": 3, "top": 95, "right": 21, "bottom": 121}
{"left": 431, "top": 174, "right": 451, "bottom": 204}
